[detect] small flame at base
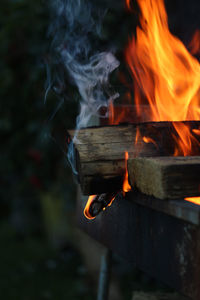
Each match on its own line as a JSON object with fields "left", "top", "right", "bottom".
{"left": 185, "top": 197, "right": 200, "bottom": 205}
{"left": 84, "top": 195, "right": 97, "bottom": 220}
{"left": 84, "top": 193, "right": 117, "bottom": 220}
{"left": 123, "top": 151, "right": 131, "bottom": 194}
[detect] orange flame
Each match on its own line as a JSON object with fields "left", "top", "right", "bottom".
{"left": 84, "top": 195, "right": 96, "bottom": 220}
{"left": 108, "top": 100, "right": 115, "bottom": 125}
{"left": 172, "top": 122, "right": 200, "bottom": 156}
{"left": 123, "top": 151, "right": 131, "bottom": 194}
{"left": 84, "top": 194, "right": 116, "bottom": 220}
{"left": 126, "top": 0, "right": 133, "bottom": 12}
{"left": 189, "top": 29, "right": 200, "bottom": 56}
{"left": 185, "top": 197, "right": 200, "bottom": 205}
{"left": 135, "top": 127, "right": 141, "bottom": 144}
{"left": 143, "top": 136, "right": 158, "bottom": 149}
{"left": 125, "top": 0, "right": 200, "bottom": 155}
{"left": 192, "top": 128, "right": 200, "bottom": 136}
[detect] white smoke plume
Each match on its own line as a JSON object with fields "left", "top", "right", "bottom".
{"left": 47, "top": 0, "right": 120, "bottom": 172}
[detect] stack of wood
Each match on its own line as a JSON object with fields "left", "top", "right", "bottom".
{"left": 68, "top": 121, "right": 200, "bottom": 212}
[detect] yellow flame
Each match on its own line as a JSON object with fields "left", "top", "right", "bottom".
{"left": 125, "top": 0, "right": 200, "bottom": 155}
{"left": 123, "top": 151, "right": 131, "bottom": 194}
{"left": 84, "top": 195, "right": 96, "bottom": 220}
{"left": 185, "top": 197, "right": 200, "bottom": 205}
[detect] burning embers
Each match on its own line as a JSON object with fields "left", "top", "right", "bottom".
{"left": 82, "top": 0, "right": 200, "bottom": 219}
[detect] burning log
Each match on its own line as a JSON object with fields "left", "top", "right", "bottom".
{"left": 68, "top": 121, "right": 200, "bottom": 195}
{"left": 128, "top": 156, "right": 200, "bottom": 199}
{"left": 84, "top": 192, "right": 120, "bottom": 219}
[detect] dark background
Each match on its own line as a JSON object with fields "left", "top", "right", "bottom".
{"left": 0, "top": 0, "right": 199, "bottom": 299}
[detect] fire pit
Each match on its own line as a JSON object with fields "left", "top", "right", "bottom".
{"left": 68, "top": 118, "right": 200, "bottom": 299}
{"left": 64, "top": 0, "right": 200, "bottom": 298}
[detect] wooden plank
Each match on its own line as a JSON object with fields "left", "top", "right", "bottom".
{"left": 128, "top": 156, "right": 200, "bottom": 199}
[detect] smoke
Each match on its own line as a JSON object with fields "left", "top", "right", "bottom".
{"left": 46, "top": 0, "right": 119, "bottom": 173}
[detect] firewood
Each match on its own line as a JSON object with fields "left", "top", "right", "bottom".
{"left": 88, "top": 192, "right": 119, "bottom": 218}
{"left": 68, "top": 121, "right": 200, "bottom": 195}
{"left": 128, "top": 156, "right": 200, "bottom": 199}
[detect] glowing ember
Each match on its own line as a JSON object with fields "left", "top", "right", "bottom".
{"left": 124, "top": 0, "right": 200, "bottom": 155}
{"left": 185, "top": 197, "right": 200, "bottom": 205}
{"left": 84, "top": 195, "right": 96, "bottom": 220}
{"left": 123, "top": 151, "right": 131, "bottom": 194}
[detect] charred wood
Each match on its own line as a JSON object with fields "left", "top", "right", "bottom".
{"left": 88, "top": 192, "right": 119, "bottom": 218}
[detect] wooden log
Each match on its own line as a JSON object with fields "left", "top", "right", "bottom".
{"left": 68, "top": 121, "right": 200, "bottom": 195}
{"left": 128, "top": 156, "right": 200, "bottom": 199}
{"left": 85, "top": 192, "right": 119, "bottom": 219}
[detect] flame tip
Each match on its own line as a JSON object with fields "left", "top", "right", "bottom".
{"left": 125, "top": 0, "right": 200, "bottom": 156}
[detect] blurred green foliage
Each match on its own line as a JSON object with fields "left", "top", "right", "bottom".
{"left": 0, "top": 0, "right": 78, "bottom": 235}
{"left": 0, "top": 221, "right": 93, "bottom": 300}
{"left": 0, "top": 1, "right": 86, "bottom": 296}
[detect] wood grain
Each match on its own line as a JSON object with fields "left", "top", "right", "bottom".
{"left": 128, "top": 156, "right": 200, "bottom": 199}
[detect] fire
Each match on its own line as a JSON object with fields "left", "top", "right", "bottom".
{"left": 108, "top": 100, "right": 115, "bottom": 125}
{"left": 123, "top": 151, "right": 131, "bottom": 194}
{"left": 192, "top": 128, "right": 200, "bottom": 136}
{"left": 189, "top": 30, "right": 200, "bottom": 56}
{"left": 172, "top": 122, "right": 200, "bottom": 156}
{"left": 84, "top": 194, "right": 116, "bottom": 220}
{"left": 125, "top": 0, "right": 132, "bottom": 12}
{"left": 185, "top": 197, "right": 200, "bottom": 205}
{"left": 84, "top": 195, "right": 96, "bottom": 220}
{"left": 143, "top": 136, "right": 158, "bottom": 149}
{"left": 125, "top": 0, "right": 200, "bottom": 155}
{"left": 84, "top": 0, "right": 200, "bottom": 220}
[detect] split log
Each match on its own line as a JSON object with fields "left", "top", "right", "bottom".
{"left": 67, "top": 121, "right": 200, "bottom": 195}
{"left": 128, "top": 156, "right": 200, "bottom": 199}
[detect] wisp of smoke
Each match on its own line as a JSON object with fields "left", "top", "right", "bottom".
{"left": 47, "top": 0, "right": 120, "bottom": 174}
